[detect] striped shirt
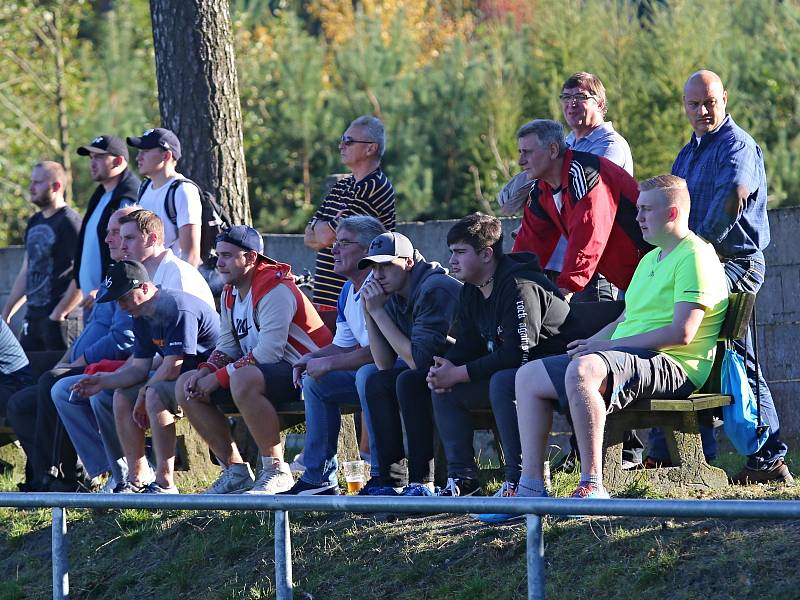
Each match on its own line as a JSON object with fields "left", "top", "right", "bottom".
{"left": 310, "top": 168, "right": 395, "bottom": 307}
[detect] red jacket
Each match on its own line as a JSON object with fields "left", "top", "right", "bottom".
{"left": 512, "top": 149, "right": 650, "bottom": 293}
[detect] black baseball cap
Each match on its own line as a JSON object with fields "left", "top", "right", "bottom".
{"left": 127, "top": 127, "right": 182, "bottom": 160}
{"left": 96, "top": 260, "right": 151, "bottom": 304}
{"left": 357, "top": 232, "right": 415, "bottom": 270}
{"left": 77, "top": 135, "right": 129, "bottom": 160}
{"left": 215, "top": 225, "right": 266, "bottom": 258}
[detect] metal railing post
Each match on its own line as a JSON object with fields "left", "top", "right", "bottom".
{"left": 275, "top": 509, "right": 293, "bottom": 599}
{"left": 52, "top": 506, "right": 69, "bottom": 599}
{"left": 527, "top": 514, "right": 545, "bottom": 600}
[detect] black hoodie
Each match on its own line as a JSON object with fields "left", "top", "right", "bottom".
{"left": 73, "top": 167, "right": 140, "bottom": 286}
{"left": 445, "top": 252, "right": 582, "bottom": 382}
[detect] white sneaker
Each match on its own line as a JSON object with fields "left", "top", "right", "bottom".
{"left": 245, "top": 461, "right": 294, "bottom": 495}
{"left": 203, "top": 463, "right": 255, "bottom": 494}
{"left": 289, "top": 452, "right": 306, "bottom": 475}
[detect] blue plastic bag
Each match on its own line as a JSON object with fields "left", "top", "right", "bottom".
{"left": 721, "top": 348, "right": 769, "bottom": 455}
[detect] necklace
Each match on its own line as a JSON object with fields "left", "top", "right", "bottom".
{"left": 476, "top": 275, "right": 495, "bottom": 289}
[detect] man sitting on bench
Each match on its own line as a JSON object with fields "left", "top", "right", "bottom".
{"left": 509, "top": 175, "right": 728, "bottom": 502}
{"left": 176, "top": 226, "right": 332, "bottom": 495}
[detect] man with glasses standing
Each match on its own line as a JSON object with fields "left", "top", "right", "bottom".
{"left": 304, "top": 116, "right": 396, "bottom": 309}
{"left": 665, "top": 70, "right": 792, "bottom": 485}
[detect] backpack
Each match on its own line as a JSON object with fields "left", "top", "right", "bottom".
{"left": 137, "top": 176, "right": 232, "bottom": 267}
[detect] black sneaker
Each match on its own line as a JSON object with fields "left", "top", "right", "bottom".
{"left": 439, "top": 477, "right": 483, "bottom": 497}
{"left": 279, "top": 479, "right": 340, "bottom": 496}
{"left": 358, "top": 477, "right": 403, "bottom": 496}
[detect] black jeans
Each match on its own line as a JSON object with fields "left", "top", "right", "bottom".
{"left": 431, "top": 368, "right": 522, "bottom": 482}
{"left": 6, "top": 366, "right": 83, "bottom": 485}
{"left": 363, "top": 367, "right": 433, "bottom": 487}
{"left": 21, "top": 313, "right": 81, "bottom": 353}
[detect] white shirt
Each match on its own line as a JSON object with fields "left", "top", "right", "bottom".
{"left": 230, "top": 288, "right": 258, "bottom": 354}
{"left": 139, "top": 174, "right": 202, "bottom": 258}
{"left": 332, "top": 279, "right": 369, "bottom": 348}
{"left": 152, "top": 249, "right": 216, "bottom": 310}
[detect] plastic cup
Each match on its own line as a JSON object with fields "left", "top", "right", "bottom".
{"left": 343, "top": 460, "right": 365, "bottom": 494}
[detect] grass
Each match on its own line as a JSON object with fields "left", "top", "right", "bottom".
{"left": 0, "top": 444, "right": 798, "bottom": 599}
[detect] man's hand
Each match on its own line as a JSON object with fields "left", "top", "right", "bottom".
{"left": 48, "top": 309, "right": 66, "bottom": 322}
{"left": 306, "top": 356, "right": 333, "bottom": 380}
{"left": 132, "top": 389, "right": 149, "bottom": 430}
{"left": 292, "top": 353, "right": 314, "bottom": 388}
{"left": 566, "top": 338, "right": 615, "bottom": 359}
{"left": 427, "top": 356, "right": 464, "bottom": 393}
{"left": 71, "top": 374, "right": 106, "bottom": 397}
{"left": 80, "top": 289, "right": 98, "bottom": 311}
{"left": 361, "top": 278, "right": 389, "bottom": 313}
{"left": 186, "top": 371, "right": 219, "bottom": 401}
{"left": 559, "top": 288, "right": 574, "bottom": 303}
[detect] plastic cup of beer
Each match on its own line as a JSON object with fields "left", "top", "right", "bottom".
{"left": 343, "top": 460, "right": 365, "bottom": 494}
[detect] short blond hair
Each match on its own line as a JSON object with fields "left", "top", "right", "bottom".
{"left": 638, "top": 174, "right": 690, "bottom": 210}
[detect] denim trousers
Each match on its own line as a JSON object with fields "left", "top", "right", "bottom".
{"left": 649, "top": 256, "right": 787, "bottom": 468}
{"left": 431, "top": 368, "right": 522, "bottom": 482}
{"left": 51, "top": 374, "right": 127, "bottom": 483}
{"left": 300, "top": 363, "right": 379, "bottom": 486}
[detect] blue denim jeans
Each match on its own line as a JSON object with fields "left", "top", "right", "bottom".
{"left": 51, "top": 374, "right": 127, "bottom": 483}
{"left": 649, "top": 256, "right": 787, "bottom": 468}
{"left": 300, "top": 363, "right": 379, "bottom": 486}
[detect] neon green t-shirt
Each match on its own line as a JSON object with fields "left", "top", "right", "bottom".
{"left": 612, "top": 233, "right": 729, "bottom": 388}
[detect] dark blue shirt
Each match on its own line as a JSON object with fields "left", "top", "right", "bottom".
{"left": 132, "top": 288, "right": 219, "bottom": 361}
{"left": 672, "top": 115, "right": 770, "bottom": 260}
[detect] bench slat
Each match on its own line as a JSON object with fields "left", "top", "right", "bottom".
{"left": 623, "top": 393, "right": 732, "bottom": 413}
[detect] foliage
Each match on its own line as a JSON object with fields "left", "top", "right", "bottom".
{"left": 2, "top": 0, "right": 800, "bottom": 244}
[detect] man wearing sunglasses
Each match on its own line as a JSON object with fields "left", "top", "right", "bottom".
{"left": 304, "top": 116, "right": 396, "bottom": 309}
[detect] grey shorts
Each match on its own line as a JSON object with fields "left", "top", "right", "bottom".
{"left": 541, "top": 347, "right": 695, "bottom": 415}
{"left": 209, "top": 361, "right": 300, "bottom": 413}
{"left": 117, "top": 379, "right": 181, "bottom": 416}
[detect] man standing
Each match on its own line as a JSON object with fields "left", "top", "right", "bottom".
{"left": 669, "top": 70, "right": 792, "bottom": 484}
{"left": 429, "top": 213, "right": 582, "bottom": 500}
{"left": 304, "top": 116, "right": 396, "bottom": 309}
{"left": 72, "top": 260, "right": 220, "bottom": 493}
{"left": 511, "top": 119, "right": 650, "bottom": 300}
{"left": 2, "top": 161, "right": 82, "bottom": 351}
{"left": 506, "top": 176, "right": 728, "bottom": 504}
{"left": 127, "top": 128, "right": 202, "bottom": 267}
{"left": 358, "top": 232, "right": 462, "bottom": 493}
{"left": 283, "top": 216, "right": 387, "bottom": 495}
{"left": 59, "top": 135, "right": 139, "bottom": 315}
{"left": 177, "top": 227, "right": 332, "bottom": 495}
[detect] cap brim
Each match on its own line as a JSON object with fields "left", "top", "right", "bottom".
{"left": 95, "top": 284, "right": 133, "bottom": 304}
{"left": 357, "top": 255, "right": 402, "bottom": 270}
{"left": 126, "top": 136, "right": 156, "bottom": 149}
{"left": 77, "top": 145, "right": 108, "bottom": 156}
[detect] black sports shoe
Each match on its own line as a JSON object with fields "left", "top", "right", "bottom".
{"left": 439, "top": 477, "right": 483, "bottom": 497}
{"left": 279, "top": 479, "right": 340, "bottom": 495}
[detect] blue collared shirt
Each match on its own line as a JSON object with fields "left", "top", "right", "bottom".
{"left": 672, "top": 114, "right": 770, "bottom": 259}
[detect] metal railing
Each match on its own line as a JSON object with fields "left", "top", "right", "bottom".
{"left": 1, "top": 492, "right": 799, "bottom": 600}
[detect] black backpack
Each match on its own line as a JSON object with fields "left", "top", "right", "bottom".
{"left": 137, "top": 177, "right": 232, "bottom": 267}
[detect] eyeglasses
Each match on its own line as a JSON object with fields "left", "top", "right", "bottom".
{"left": 339, "top": 135, "right": 374, "bottom": 146}
{"left": 559, "top": 93, "right": 597, "bottom": 105}
{"left": 333, "top": 239, "right": 361, "bottom": 249}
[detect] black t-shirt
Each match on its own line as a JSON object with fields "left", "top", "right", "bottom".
{"left": 132, "top": 287, "right": 220, "bottom": 368}
{"left": 24, "top": 206, "right": 82, "bottom": 316}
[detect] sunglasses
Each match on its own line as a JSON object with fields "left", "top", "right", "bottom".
{"left": 339, "top": 135, "right": 375, "bottom": 146}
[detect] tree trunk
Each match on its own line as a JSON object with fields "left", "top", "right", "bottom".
{"left": 149, "top": 0, "right": 250, "bottom": 224}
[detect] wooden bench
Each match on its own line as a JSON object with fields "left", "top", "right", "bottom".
{"left": 602, "top": 292, "right": 754, "bottom": 493}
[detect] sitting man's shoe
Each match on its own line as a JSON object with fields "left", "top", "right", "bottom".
{"left": 42, "top": 477, "right": 84, "bottom": 493}
{"left": 400, "top": 483, "right": 435, "bottom": 496}
{"left": 113, "top": 480, "right": 148, "bottom": 494}
{"left": 245, "top": 461, "right": 294, "bottom": 495}
{"left": 730, "top": 459, "right": 795, "bottom": 486}
{"left": 142, "top": 482, "right": 179, "bottom": 494}
{"left": 203, "top": 463, "right": 256, "bottom": 494}
{"left": 439, "top": 477, "right": 483, "bottom": 497}
{"left": 570, "top": 483, "right": 610, "bottom": 499}
{"left": 289, "top": 452, "right": 306, "bottom": 475}
{"left": 643, "top": 456, "right": 674, "bottom": 469}
{"left": 280, "top": 479, "right": 340, "bottom": 496}
{"left": 358, "top": 477, "right": 403, "bottom": 496}
{"left": 473, "top": 480, "right": 536, "bottom": 524}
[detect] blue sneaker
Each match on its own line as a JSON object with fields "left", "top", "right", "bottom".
{"left": 473, "top": 481, "right": 544, "bottom": 524}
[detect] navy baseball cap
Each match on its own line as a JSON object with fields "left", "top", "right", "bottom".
{"left": 96, "top": 260, "right": 151, "bottom": 304}
{"left": 357, "top": 232, "right": 414, "bottom": 269}
{"left": 127, "top": 127, "right": 182, "bottom": 160}
{"left": 215, "top": 225, "right": 266, "bottom": 258}
{"left": 77, "top": 135, "right": 129, "bottom": 160}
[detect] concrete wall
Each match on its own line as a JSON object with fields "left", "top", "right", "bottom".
{"left": 1, "top": 212, "right": 797, "bottom": 437}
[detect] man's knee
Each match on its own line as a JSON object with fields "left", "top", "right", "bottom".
{"left": 565, "top": 355, "right": 607, "bottom": 392}
{"left": 145, "top": 387, "right": 168, "bottom": 416}
{"left": 229, "top": 365, "right": 264, "bottom": 401}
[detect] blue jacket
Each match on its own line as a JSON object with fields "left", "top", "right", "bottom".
{"left": 69, "top": 300, "right": 134, "bottom": 364}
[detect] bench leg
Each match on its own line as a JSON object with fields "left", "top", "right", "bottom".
{"left": 336, "top": 413, "right": 359, "bottom": 463}
{"left": 602, "top": 416, "right": 630, "bottom": 492}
